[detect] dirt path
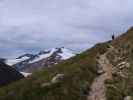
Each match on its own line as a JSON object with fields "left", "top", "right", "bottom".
{"left": 87, "top": 52, "right": 113, "bottom": 100}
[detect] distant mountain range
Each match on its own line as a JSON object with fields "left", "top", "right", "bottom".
{"left": 6, "top": 47, "right": 75, "bottom": 73}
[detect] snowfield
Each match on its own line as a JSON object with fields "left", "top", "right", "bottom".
{"left": 20, "top": 72, "right": 32, "bottom": 77}
{"left": 59, "top": 48, "right": 75, "bottom": 60}
{"left": 29, "top": 48, "right": 57, "bottom": 64}
{"left": 6, "top": 56, "right": 30, "bottom": 66}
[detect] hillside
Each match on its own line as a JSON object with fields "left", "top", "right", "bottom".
{"left": 0, "top": 61, "right": 24, "bottom": 86}
{"left": 0, "top": 27, "right": 133, "bottom": 100}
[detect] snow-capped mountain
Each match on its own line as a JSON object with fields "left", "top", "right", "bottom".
{"left": 6, "top": 47, "right": 75, "bottom": 73}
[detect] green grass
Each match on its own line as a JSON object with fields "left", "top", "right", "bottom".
{"left": 0, "top": 42, "right": 109, "bottom": 100}
{"left": 105, "top": 54, "right": 133, "bottom": 100}
{"left": 105, "top": 72, "right": 133, "bottom": 100}
{"left": 105, "top": 27, "right": 133, "bottom": 100}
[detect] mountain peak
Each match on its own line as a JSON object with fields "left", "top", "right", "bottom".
{"left": 6, "top": 47, "right": 75, "bottom": 72}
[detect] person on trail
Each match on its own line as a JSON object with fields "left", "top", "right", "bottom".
{"left": 112, "top": 34, "right": 115, "bottom": 40}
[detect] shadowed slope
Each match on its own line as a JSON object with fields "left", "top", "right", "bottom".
{"left": 0, "top": 61, "right": 24, "bottom": 86}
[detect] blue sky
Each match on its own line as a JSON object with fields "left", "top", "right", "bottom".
{"left": 0, "top": 0, "right": 133, "bottom": 58}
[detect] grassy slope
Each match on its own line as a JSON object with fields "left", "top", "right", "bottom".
{"left": 0, "top": 42, "right": 109, "bottom": 100}
{"left": 105, "top": 27, "right": 133, "bottom": 100}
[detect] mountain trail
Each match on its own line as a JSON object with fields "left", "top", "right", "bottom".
{"left": 88, "top": 48, "right": 113, "bottom": 100}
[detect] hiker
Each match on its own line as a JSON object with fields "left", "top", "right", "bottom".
{"left": 112, "top": 34, "right": 115, "bottom": 40}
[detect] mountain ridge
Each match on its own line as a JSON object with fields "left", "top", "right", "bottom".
{"left": 6, "top": 47, "right": 75, "bottom": 73}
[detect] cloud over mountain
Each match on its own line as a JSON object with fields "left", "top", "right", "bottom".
{"left": 0, "top": 0, "right": 133, "bottom": 57}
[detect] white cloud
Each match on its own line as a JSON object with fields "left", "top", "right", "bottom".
{"left": 0, "top": 0, "right": 133, "bottom": 57}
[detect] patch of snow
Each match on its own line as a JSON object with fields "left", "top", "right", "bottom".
{"left": 29, "top": 48, "right": 57, "bottom": 64}
{"left": 59, "top": 48, "right": 75, "bottom": 60}
{"left": 20, "top": 72, "right": 32, "bottom": 77}
{"left": 6, "top": 57, "right": 30, "bottom": 66}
